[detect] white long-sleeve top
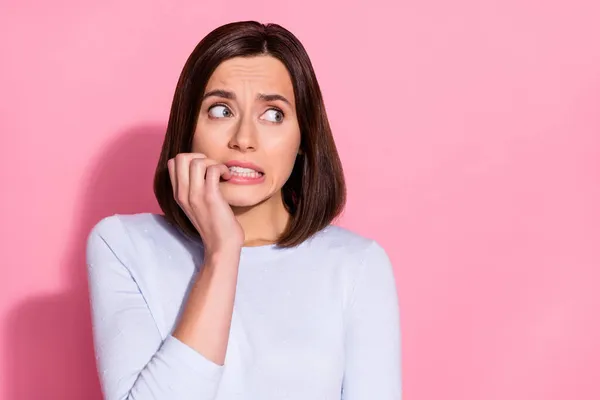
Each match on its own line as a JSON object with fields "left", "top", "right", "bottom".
{"left": 86, "top": 213, "right": 401, "bottom": 400}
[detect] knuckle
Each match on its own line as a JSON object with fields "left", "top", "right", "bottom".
{"left": 190, "top": 157, "right": 205, "bottom": 167}
{"left": 189, "top": 196, "right": 203, "bottom": 210}
{"left": 175, "top": 189, "right": 187, "bottom": 204}
{"left": 205, "top": 190, "right": 220, "bottom": 203}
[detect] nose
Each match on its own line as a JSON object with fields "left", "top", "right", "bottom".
{"left": 228, "top": 115, "right": 257, "bottom": 152}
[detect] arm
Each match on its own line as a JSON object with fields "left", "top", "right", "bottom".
{"left": 86, "top": 217, "right": 238, "bottom": 400}
{"left": 172, "top": 250, "right": 240, "bottom": 367}
{"left": 341, "top": 242, "right": 402, "bottom": 399}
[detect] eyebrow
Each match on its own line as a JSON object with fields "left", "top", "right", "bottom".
{"left": 202, "top": 89, "right": 292, "bottom": 106}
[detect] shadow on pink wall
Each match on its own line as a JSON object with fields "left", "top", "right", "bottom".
{"left": 4, "top": 125, "right": 166, "bottom": 400}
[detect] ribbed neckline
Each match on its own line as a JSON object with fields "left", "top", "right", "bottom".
{"left": 239, "top": 242, "right": 296, "bottom": 264}
{"left": 241, "top": 242, "right": 277, "bottom": 254}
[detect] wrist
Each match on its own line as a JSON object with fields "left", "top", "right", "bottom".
{"left": 204, "top": 247, "right": 241, "bottom": 267}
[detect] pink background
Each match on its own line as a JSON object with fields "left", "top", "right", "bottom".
{"left": 1, "top": 1, "right": 599, "bottom": 399}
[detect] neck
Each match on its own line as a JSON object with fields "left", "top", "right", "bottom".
{"left": 232, "top": 192, "right": 290, "bottom": 247}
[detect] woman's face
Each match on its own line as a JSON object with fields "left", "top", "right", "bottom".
{"left": 192, "top": 55, "right": 301, "bottom": 208}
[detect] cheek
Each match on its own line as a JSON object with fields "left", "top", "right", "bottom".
{"left": 191, "top": 127, "right": 205, "bottom": 152}
{"left": 192, "top": 125, "right": 225, "bottom": 154}
{"left": 268, "top": 144, "right": 301, "bottom": 186}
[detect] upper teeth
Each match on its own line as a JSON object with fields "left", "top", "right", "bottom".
{"left": 229, "top": 166, "right": 261, "bottom": 176}
{"left": 229, "top": 166, "right": 257, "bottom": 173}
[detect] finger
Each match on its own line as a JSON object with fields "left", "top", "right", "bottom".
{"left": 188, "top": 157, "right": 208, "bottom": 203}
{"left": 200, "top": 158, "right": 222, "bottom": 169}
{"left": 205, "top": 164, "right": 231, "bottom": 194}
{"left": 175, "top": 153, "right": 206, "bottom": 204}
{"left": 196, "top": 158, "right": 224, "bottom": 179}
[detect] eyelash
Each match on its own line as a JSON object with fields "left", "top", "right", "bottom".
{"left": 208, "top": 102, "right": 230, "bottom": 112}
{"left": 207, "top": 103, "right": 285, "bottom": 120}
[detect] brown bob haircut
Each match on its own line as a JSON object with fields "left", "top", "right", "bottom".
{"left": 154, "top": 21, "right": 346, "bottom": 248}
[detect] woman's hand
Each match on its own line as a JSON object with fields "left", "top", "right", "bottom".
{"left": 167, "top": 153, "right": 244, "bottom": 365}
{"left": 167, "top": 153, "right": 244, "bottom": 259}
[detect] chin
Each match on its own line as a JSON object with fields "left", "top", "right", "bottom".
{"left": 220, "top": 184, "right": 267, "bottom": 208}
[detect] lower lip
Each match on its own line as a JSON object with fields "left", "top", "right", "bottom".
{"left": 225, "top": 173, "right": 265, "bottom": 185}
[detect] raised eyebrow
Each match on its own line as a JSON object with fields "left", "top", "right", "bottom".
{"left": 257, "top": 93, "right": 291, "bottom": 106}
{"left": 202, "top": 89, "right": 235, "bottom": 101}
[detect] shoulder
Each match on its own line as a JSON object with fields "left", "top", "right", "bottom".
{"left": 86, "top": 212, "right": 202, "bottom": 273}
{"left": 88, "top": 212, "right": 191, "bottom": 247}
{"left": 307, "top": 224, "right": 391, "bottom": 264}
{"left": 304, "top": 225, "right": 397, "bottom": 311}
{"left": 88, "top": 212, "right": 173, "bottom": 238}
{"left": 305, "top": 225, "right": 395, "bottom": 287}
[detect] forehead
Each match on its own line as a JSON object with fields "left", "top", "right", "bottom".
{"left": 205, "top": 56, "right": 295, "bottom": 97}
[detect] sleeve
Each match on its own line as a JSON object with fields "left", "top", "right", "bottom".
{"left": 341, "top": 241, "right": 402, "bottom": 400}
{"left": 86, "top": 217, "right": 224, "bottom": 400}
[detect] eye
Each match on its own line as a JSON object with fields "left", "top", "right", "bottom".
{"left": 261, "top": 108, "right": 284, "bottom": 123}
{"left": 208, "top": 104, "right": 233, "bottom": 118}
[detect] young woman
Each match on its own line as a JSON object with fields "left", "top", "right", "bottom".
{"left": 86, "top": 20, "right": 401, "bottom": 400}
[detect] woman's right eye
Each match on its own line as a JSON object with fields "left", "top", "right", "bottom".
{"left": 208, "top": 105, "right": 232, "bottom": 118}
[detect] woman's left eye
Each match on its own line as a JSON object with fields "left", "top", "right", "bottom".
{"left": 261, "top": 108, "right": 284, "bottom": 123}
